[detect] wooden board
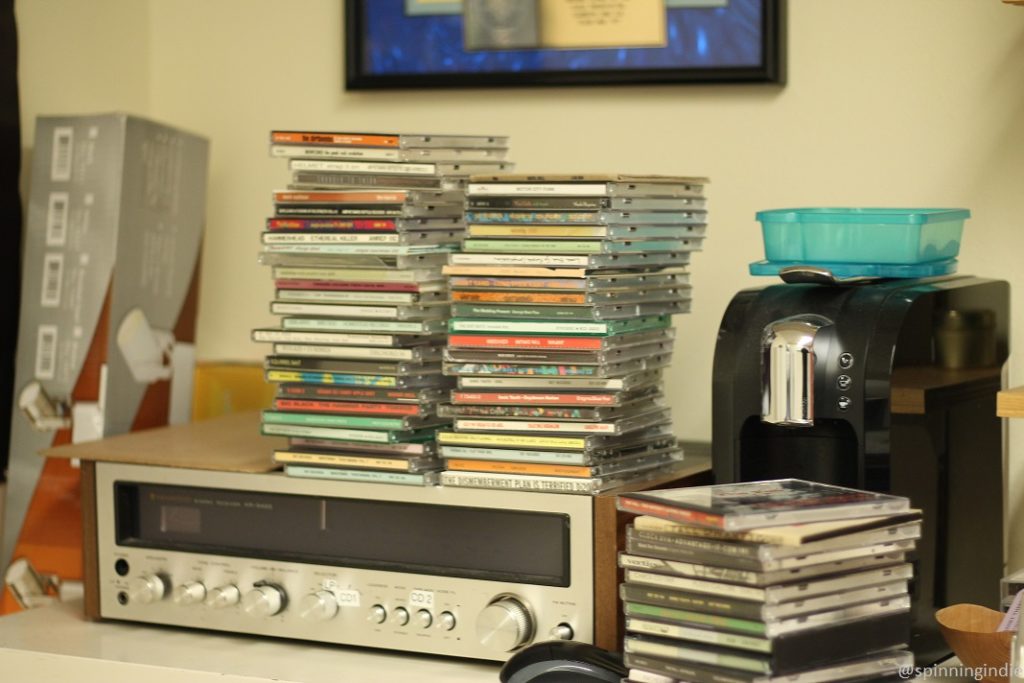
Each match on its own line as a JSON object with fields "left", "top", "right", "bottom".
{"left": 997, "top": 386, "right": 1024, "bottom": 418}
{"left": 81, "top": 461, "right": 100, "bottom": 620}
{"left": 592, "top": 450, "right": 712, "bottom": 651}
{"left": 43, "top": 411, "right": 283, "bottom": 473}
{"left": 891, "top": 366, "right": 1002, "bottom": 415}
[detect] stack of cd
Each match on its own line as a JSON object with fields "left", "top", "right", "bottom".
{"left": 255, "top": 129, "right": 512, "bottom": 486}
{"left": 436, "top": 174, "right": 707, "bottom": 494}
{"left": 616, "top": 480, "right": 919, "bottom": 683}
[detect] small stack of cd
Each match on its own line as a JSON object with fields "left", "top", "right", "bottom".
{"left": 616, "top": 479, "right": 919, "bottom": 683}
{"left": 436, "top": 173, "right": 706, "bottom": 494}
{"left": 255, "top": 130, "right": 512, "bottom": 486}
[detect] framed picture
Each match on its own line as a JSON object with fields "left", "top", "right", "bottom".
{"left": 345, "top": 0, "right": 785, "bottom": 90}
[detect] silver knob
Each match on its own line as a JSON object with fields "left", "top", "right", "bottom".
{"left": 172, "top": 581, "right": 206, "bottom": 606}
{"left": 476, "top": 597, "right": 534, "bottom": 652}
{"left": 127, "top": 574, "right": 167, "bottom": 605}
{"left": 415, "top": 609, "right": 433, "bottom": 629}
{"left": 299, "top": 591, "right": 339, "bottom": 622}
{"left": 391, "top": 606, "right": 410, "bottom": 627}
{"left": 205, "top": 585, "right": 240, "bottom": 609}
{"left": 550, "top": 623, "right": 574, "bottom": 640}
{"left": 368, "top": 604, "right": 387, "bottom": 624}
{"left": 242, "top": 584, "right": 286, "bottom": 617}
{"left": 437, "top": 611, "right": 457, "bottom": 631}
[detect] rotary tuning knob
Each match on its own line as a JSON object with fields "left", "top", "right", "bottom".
{"left": 476, "top": 596, "right": 534, "bottom": 652}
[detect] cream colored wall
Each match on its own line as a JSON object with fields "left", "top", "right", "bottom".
{"left": 16, "top": 0, "right": 150, "bottom": 128}
{"left": 15, "top": 0, "right": 1024, "bottom": 561}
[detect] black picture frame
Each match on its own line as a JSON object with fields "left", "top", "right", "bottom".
{"left": 345, "top": 0, "right": 785, "bottom": 90}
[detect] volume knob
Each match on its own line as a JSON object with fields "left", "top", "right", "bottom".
{"left": 476, "top": 597, "right": 534, "bottom": 652}
{"left": 242, "top": 583, "right": 286, "bottom": 617}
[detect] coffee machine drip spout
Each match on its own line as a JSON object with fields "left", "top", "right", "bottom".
{"left": 761, "top": 315, "right": 832, "bottom": 427}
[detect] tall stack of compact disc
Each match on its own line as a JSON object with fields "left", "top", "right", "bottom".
{"left": 255, "top": 130, "right": 512, "bottom": 486}
{"left": 437, "top": 174, "right": 707, "bottom": 494}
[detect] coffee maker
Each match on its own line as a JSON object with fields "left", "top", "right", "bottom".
{"left": 712, "top": 274, "right": 1009, "bottom": 663}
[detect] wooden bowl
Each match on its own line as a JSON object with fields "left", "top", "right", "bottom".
{"left": 936, "top": 604, "right": 1013, "bottom": 683}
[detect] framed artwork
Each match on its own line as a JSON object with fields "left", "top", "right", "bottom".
{"left": 345, "top": 0, "right": 785, "bottom": 90}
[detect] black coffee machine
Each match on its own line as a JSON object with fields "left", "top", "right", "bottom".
{"left": 712, "top": 274, "right": 1009, "bottom": 664}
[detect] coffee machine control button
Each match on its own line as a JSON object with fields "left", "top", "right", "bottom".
{"left": 838, "top": 396, "right": 852, "bottom": 411}
{"left": 836, "top": 374, "right": 852, "bottom": 390}
{"left": 839, "top": 352, "right": 854, "bottom": 369}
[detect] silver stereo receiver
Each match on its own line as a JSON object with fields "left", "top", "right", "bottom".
{"left": 90, "top": 461, "right": 596, "bottom": 661}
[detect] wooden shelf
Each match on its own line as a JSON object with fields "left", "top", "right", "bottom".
{"left": 43, "top": 411, "right": 284, "bottom": 472}
{"left": 998, "top": 386, "right": 1024, "bottom": 417}
{"left": 890, "top": 366, "right": 1002, "bottom": 415}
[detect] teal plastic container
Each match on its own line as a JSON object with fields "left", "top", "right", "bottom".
{"left": 749, "top": 258, "right": 958, "bottom": 279}
{"left": 757, "top": 208, "right": 970, "bottom": 264}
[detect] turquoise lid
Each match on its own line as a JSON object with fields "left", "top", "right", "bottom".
{"left": 756, "top": 208, "right": 971, "bottom": 225}
{"left": 749, "top": 258, "right": 959, "bottom": 279}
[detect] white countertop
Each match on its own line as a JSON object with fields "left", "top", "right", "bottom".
{"left": 0, "top": 599, "right": 976, "bottom": 682}
{"left": 0, "top": 599, "right": 500, "bottom": 682}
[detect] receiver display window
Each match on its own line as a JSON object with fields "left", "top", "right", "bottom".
{"left": 117, "top": 483, "right": 570, "bottom": 586}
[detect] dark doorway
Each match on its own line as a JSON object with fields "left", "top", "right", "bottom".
{"left": 0, "top": 0, "right": 22, "bottom": 482}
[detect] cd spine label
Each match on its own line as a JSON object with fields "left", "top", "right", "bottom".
{"left": 289, "top": 159, "right": 436, "bottom": 175}
{"left": 270, "top": 131, "right": 400, "bottom": 147}
{"left": 467, "top": 183, "right": 608, "bottom": 196}
{"left": 467, "top": 197, "right": 610, "bottom": 210}
{"left": 449, "top": 253, "right": 591, "bottom": 267}
{"left": 269, "top": 344, "right": 420, "bottom": 360}
{"left": 276, "top": 385, "right": 433, "bottom": 402}
{"left": 448, "top": 319, "right": 611, "bottom": 335}
{"left": 285, "top": 466, "right": 437, "bottom": 486}
{"left": 270, "top": 145, "right": 401, "bottom": 161}
{"left": 438, "top": 431, "right": 586, "bottom": 450}
{"left": 450, "top": 391, "right": 618, "bottom": 405}
{"left": 267, "top": 218, "right": 397, "bottom": 231}
{"left": 454, "top": 419, "right": 617, "bottom": 434}
{"left": 274, "top": 399, "right": 422, "bottom": 416}
{"left": 275, "top": 451, "right": 421, "bottom": 471}
{"left": 265, "top": 371, "right": 398, "bottom": 387}
{"left": 447, "top": 335, "right": 606, "bottom": 351}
